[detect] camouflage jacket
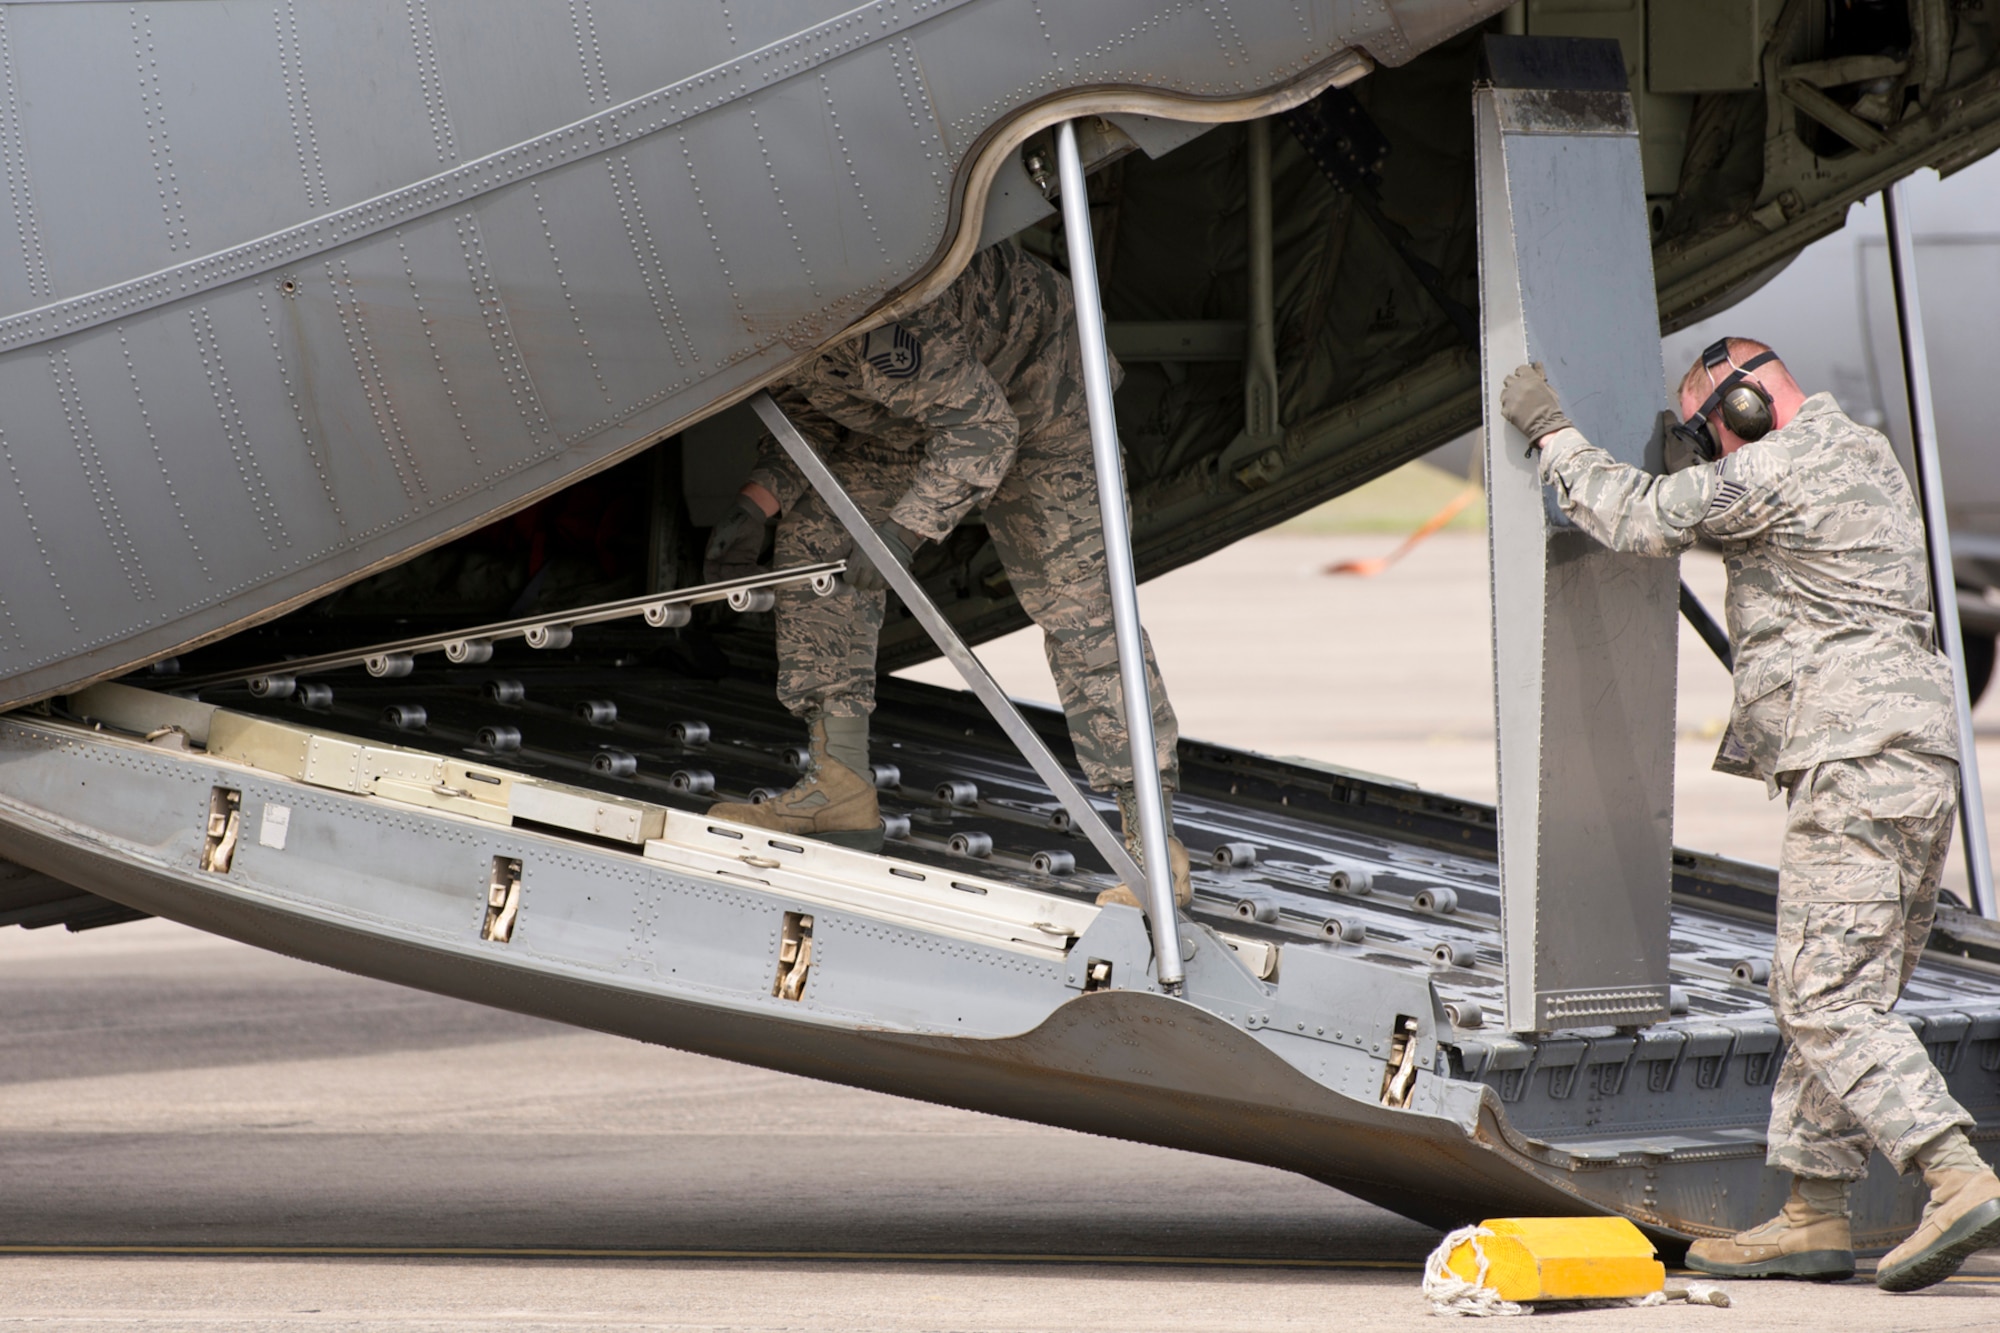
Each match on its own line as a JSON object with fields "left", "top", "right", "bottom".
{"left": 748, "top": 239, "right": 1103, "bottom": 542}
{"left": 1539, "top": 392, "right": 1959, "bottom": 789}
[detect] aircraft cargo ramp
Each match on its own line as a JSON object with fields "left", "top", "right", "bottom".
{"left": 2, "top": 660, "right": 1996, "bottom": 1250}
{"left": 8, "top": 0, "right": 2000, "bottom": 1263}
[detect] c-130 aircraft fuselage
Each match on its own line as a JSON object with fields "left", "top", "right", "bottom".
{"left": 4, "top": 1, "right": 2000, "bottom": 1249}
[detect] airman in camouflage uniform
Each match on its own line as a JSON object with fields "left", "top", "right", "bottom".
{"left": 704, "top": 240, "right": 1187, "bottom": 902}
{"left": 1503, "top": 344, "right": 2000, "bottom": 1291}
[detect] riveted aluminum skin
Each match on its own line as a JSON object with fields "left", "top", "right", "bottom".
{"left": 0, "top": 0, "right": 1506, "bottom": 707}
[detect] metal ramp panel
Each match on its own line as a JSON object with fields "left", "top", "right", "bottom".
{"left": 5, "top": 663, "right": 1995, "bottom": 1249}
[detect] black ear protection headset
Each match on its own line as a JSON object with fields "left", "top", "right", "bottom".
{"left": 1668, "top": 339, "right": 1778, "bottom": 463}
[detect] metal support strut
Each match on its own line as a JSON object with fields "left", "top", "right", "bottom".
{"left": 749, "top": 395, "right": 1157, "bottom": 915}
{"left": 1678, "top": 581, "right": 1734, "bottom": 672}
{"left": 1216, "top": 118, "right": 1284, "bottom": 488}
{"left": 1243, "top": 118, "right": 1279, "bottom": 446}
{"left": 1884, "top": 181, "right": 1997, "bottom": 919}
{"left": 1056, "top": 118, "right": 1185, "bottom": 989}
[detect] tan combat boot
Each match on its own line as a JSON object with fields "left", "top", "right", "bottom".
{"left": 707, "top": 715, "right": 882, "bottom": 852}
{"left": 1095, "top": 783, "right": 1193, "bottom": 910}
{"left": 1685, "top": 1184, "right": 1855, "bottom": 1281}
{"left": 1095, "top": 838, "right": 1192, "bottom": 910}
{"left": 1876, "top": 1162, "right": 2000, "bottom": 1292}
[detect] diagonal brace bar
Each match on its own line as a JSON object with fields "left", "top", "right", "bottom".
{"left": 1678, "top": 581, "right": 1734, "bottom": 672}
{"left": 749, "top": 393, "right": 1151, "bottom": 899}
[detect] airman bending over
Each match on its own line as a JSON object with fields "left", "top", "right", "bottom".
{"left": 703, "top": 239, "right": 1189, "bottom": 907}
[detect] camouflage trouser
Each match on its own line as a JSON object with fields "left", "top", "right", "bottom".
{"left": 1765, "top": 748, "right": 1970, "bottom": 1179}
{"left": 772, "top": 417, "right": 1179, "bottom": 790}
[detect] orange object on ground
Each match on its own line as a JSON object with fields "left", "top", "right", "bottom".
{"left": 1324, "top": 485, "right": 1478, "bottom": 576}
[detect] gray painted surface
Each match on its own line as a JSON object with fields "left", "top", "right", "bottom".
{"left": 2, "top": 669, "right": 1994, "bottom": 1246}
{"left": 1477, "top": 75, "right": 1677, "bottom": 1033}
{"left": 0, "top": 0, "right": 1504, "bottom": 708}
{"left": 7, "top": 5, "right": 1995, "bottom": 1254}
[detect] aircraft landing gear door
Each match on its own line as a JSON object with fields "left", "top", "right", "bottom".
{"left": 1476, "top": 36, "right": 1676, "bottom": 1034}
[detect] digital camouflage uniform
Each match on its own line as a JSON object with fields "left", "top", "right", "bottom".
{"left": 1538, "top": 392, "right": 1967, "bottom": 1178}
{"left": 746, "top": 239, "right": 1179, "bottom": 791}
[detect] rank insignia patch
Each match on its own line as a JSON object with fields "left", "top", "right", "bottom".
{"left": 1710, "top": 479, "right": 1749, "bottom": 513}
{"left": 863, "top": 324, "right": 922, "bottom": 379}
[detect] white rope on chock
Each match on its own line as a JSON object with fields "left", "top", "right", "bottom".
{"left": 1422, "top": 1225, "right": 1530, "bottom": 1318}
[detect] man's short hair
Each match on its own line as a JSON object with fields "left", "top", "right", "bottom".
{"left": 1678, "top": 337, "right": 1788, "bottom": 407}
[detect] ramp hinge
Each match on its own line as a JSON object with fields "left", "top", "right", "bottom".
{"left": 482, "top": 856, "right": 523, "bottom": 943}
{"left": 1380, "top": 1014, "right": 1422, "bottom": 1109}
{"left": 199, "top": 787, "right": 241, "bottom": 874}
{"left": 774, "top": 911, "right": 814, "bottom": 1001}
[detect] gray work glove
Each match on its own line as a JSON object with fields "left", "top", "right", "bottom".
{"left": 845, "top": 520, "right": 922, "bottom": 594}
{"left": 703, "top": 493, "right": 772, "bottom": 583}
{"left": 1501, "top": 362, "right": 1574, "bottom": 447}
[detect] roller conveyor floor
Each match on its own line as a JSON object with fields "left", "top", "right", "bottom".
{"left": 7, "top": 636, "right": 1997, "bottom": 1250}
{"left": 199, "top": 651, "right": 2000, "bottom": 1027}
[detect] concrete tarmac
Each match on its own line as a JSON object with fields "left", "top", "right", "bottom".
{"left": 5, "top": 532, "right": 1998, "bottom": 1329}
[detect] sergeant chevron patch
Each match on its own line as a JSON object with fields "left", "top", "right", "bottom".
{"left": 1710, "top": 479, "right": 1748, "bottom": 513}
{"left": 863, "top": 324, "right": 922, "bottom": 379}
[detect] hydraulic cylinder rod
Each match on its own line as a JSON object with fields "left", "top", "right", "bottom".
{"left": 1884, "top": 181, "right": 1996, "bottom": 919}
{"left": 1056, "top": 119, "right": 1184, "bottom": 989}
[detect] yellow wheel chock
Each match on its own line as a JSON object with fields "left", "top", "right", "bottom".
{"left": 1444, "top": 1216, "right": 1666, "bottom": 1302}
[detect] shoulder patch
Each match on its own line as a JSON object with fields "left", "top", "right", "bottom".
{"left": 862, "top": 324, "right": 923, "bottom": 380}
{"left": 1709, "top": 477, "right": 1749, "bottom": 514}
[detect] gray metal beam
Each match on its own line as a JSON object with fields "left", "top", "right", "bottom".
{"left": 1055, "top": 120, "right": 1184, "bottom": 989}
{"left": 1476, "top": 38, "right": 1677, "bottom": 1033}
{"left": 1883, "top": 182, "right": 1998, "bottom": 919}
{"left": 1242, "top": 118, "right": 1280, "bottom": 445}
{"left": 1215, "top": 119, "right": 1286, "bottom": 489}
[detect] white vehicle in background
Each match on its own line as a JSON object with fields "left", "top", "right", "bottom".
{"left": 1664, "top": 157, "right": 2000, "bottom": 701}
